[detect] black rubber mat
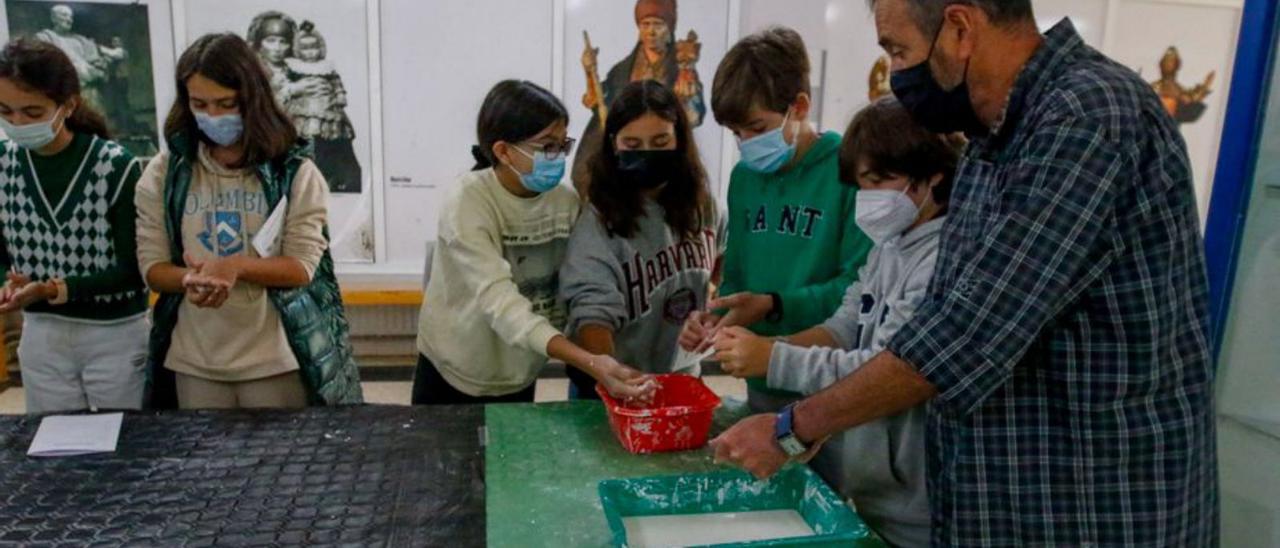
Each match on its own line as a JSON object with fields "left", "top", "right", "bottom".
{"left": 0, "top": 405, "right": 485, "bottom": 547}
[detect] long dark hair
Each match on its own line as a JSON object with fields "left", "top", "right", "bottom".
{"left": 587, "top": 80, "right": 709, "bottom": 239}
{"left": 0, "top": 38, "right": 111, "bottom": 139}
{"left": 164, "top": 33, "right": 298, "bottom": 167}
{"left": 472, "top": 80, "right": 568, "bottom": 170}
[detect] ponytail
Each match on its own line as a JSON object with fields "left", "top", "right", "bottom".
{"left": 471, "top": 144, "right": 494, "bottom": 171}
{"left": 66, "top": 99, "right": 112, "bottom": 139}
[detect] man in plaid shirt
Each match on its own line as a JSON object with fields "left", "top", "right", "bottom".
{"left": 710, "top": 1, "right": 1218, "bottom": 545}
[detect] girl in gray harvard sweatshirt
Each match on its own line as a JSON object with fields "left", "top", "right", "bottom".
{"left": 560, "top": 80, "right": 725, "bottom": 399}
{"left": 712, "top": 98, "right": 963, "bottom": 547}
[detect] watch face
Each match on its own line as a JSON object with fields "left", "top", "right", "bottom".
{"left": 779, "top": 435, "right": 807, "bottom": 457}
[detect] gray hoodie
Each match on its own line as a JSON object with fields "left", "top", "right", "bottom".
{"left": 560, "top": 201, "right": 725, "bottom": 374}
{"left": 767, "top": 216, "right": 945, "bottom": 548}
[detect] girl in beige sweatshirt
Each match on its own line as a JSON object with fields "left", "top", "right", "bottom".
{"left": 413, "top": 80, "right": 656, "bottom": 405}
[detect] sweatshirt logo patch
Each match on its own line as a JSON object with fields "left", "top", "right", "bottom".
{"left": 198, "top": 211, "right": 244, "bottom": 256}
{"left": 664, "top": 288, "right": 697, "bottom": 325}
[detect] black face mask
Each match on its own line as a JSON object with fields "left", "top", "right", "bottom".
{"left": 617, "top": 149, "right": 682, "bottom": 189}
{"left": 890, "top": 21, "right": 988, "bottom": 136}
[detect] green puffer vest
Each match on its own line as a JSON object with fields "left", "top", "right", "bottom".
{"left": 145, "top": 133, "right": 364, "bottom": 408}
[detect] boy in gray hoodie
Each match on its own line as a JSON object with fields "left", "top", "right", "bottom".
{"left": 560, "top": 81, "right": 725, "bottom": 398}
{"left": 712, "top": 98, "right": 962, "bottom": 547}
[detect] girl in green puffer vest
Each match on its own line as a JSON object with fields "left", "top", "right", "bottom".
{"left": 137, "top": 33, "right": 361, "bottom": 409}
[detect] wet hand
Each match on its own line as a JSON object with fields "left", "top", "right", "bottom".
{"left": 712, "top": 327, "right": 773, "bottom": 379}
{"left": 678, "top": 310, "right": 720, "bottom": 352}
{"left": 182, "top": 253, "right": 234, "bottom": 309}
{"left": 0, "top": 273, "right": 52, "bottom": 313}
{"left": 593, "top": 354, "right": 657, "bottom": 404}
{"left": 709, "top": 414, "right": 788, "bottom": 480}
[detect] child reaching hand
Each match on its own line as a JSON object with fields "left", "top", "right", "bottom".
{"left": 711, "top": 98, "right": 963, "bottom": 548}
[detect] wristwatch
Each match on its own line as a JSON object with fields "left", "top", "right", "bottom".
{"left": 765, "top": 292, "right": 783, "bottom": 323}
{"left": 774, "top": 403, "right": 810, "bottom": 458}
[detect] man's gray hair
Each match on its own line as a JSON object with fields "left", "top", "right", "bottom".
{"left": 870, "top": 0, "right": 1035, "bottom": 33}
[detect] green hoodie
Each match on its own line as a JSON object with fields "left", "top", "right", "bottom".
{"left": 719, "top": 131, "right": 873, "bottom": 397}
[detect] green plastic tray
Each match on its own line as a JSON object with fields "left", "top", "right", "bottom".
{"left": 598, "top": 465, "right": 880, "bottom": 547}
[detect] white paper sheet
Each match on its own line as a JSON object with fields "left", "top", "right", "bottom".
{"left": 252, "top": 196, "right": 288, "bottom": 258}
{"left": 27, "top": 413, "right": 124, "bottom": 458}
{"left": 670, "top": 345, "right": 717, "bottom": 374}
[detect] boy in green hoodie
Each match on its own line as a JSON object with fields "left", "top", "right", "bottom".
{"left": 678, "top": 26, "right": 872, "bottom": 412}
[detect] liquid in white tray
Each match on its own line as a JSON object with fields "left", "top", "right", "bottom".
{"left": 622, "top": 509, "right": 816, "bottom": 547}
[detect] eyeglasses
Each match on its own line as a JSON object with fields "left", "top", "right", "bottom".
{"left": 519, "top": 137, "right": 576, "bottom": 160}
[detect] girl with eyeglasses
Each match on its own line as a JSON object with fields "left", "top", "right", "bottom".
{"left": 412, "top": 80, "right": 656, "bottom": 405}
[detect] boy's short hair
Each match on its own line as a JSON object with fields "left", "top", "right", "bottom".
{"left": 840, "top": 97, "right": 964, "bottom": 205}
{"left": 711, "top": 26, "right": 810, "bottom": 126}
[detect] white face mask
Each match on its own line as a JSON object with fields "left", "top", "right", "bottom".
{"left": 0, "top": 106, "right": 65, "bottom": 150}
{"left": 855, "top": 187, "right": 920, "bottom": 245}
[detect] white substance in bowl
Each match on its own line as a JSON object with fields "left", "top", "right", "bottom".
{"left": 622, "top": 510, "right": 815, "bottom": 547}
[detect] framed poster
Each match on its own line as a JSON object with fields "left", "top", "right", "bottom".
{"left": 178, "top": 0, "right": 377, "bottom": 262}
{"left": 564, "top": 0, "right": 730, "bottom": 199}
{"left": 0, "top": 0, "right": 176, "bottom": 159}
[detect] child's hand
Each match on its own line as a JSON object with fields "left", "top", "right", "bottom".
{"left": 0, "top": 273, "right": 52, "bottom": 313}
{"left": 592, "top": 355, "right": 656, "bottom": 404}
{"left": 182, "top": 253, "right": 234, "bottom": 308}
{"left": 0, "top": 272, "right": 31, "bottom": 306}
{"left": 707, "top": 292, "right": 775, "bottom": 331}
{"left": 713, "top": 327, "right": 774, "bottom": 379}
{"left": 679, "top": 310, "right": 720, "bottom": 352}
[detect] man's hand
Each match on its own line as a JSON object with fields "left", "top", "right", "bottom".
{"left": 710, "top": 413, "right": 826, "bottom": 480}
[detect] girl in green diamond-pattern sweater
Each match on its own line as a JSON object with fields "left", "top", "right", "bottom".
{"left": 0, "top": 39, "right": 148, "bottom": 414}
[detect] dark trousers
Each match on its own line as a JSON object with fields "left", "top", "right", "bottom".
{"left": 566, "top": 365, "right": 602, "bottom": 401}
{"left": 410, "top": 354, "right": 535, "bottom": 405}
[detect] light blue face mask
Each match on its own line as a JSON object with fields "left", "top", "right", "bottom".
{"left": 195, "top": 111, "right": 244, "bottom": 147}
{"left": 0, "top": 106, "right": 65, "bottom": 150}
{"left": 510, "top": 145, "right": 566, "bottom": 193}
{"left": 737, "top": 110, "right": 797, "bottom": 174}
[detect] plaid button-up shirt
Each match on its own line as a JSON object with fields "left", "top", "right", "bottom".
{"left": 888, "top": 19, "right": 1217, "bottom": 547}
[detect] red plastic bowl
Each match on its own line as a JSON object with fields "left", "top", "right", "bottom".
{"left": 596, "top": 374, "right": 722, "bottom": 454}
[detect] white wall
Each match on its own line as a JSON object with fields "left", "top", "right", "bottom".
{"left": 0, "top": 0, "right": 1246, "bottom": 274}
{"left": 376, "top": 0, "right": 555, "bottom": 274}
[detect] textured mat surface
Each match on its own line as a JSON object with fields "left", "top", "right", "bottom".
{"left": 0, "top": 405, "right": 485, "bottom": 547}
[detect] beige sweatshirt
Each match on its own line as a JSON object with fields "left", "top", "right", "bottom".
{"left": 416, "top": 168, "right": 579, "bottom": 396}
{"left": 136, "top": 145, "right": 329, "bottom": 382}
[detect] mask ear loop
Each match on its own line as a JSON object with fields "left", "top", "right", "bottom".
{"left": 504, "top": 144, "right": 536, "bottom": 177}
{"left": 52, "top": 105, "right": 68, "bottom": 135}
{"left": 781, "top": 108, "right": 795, "bottom": 145}
{"left": 925, "top": 12, "right": 973, "bottom": 93}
